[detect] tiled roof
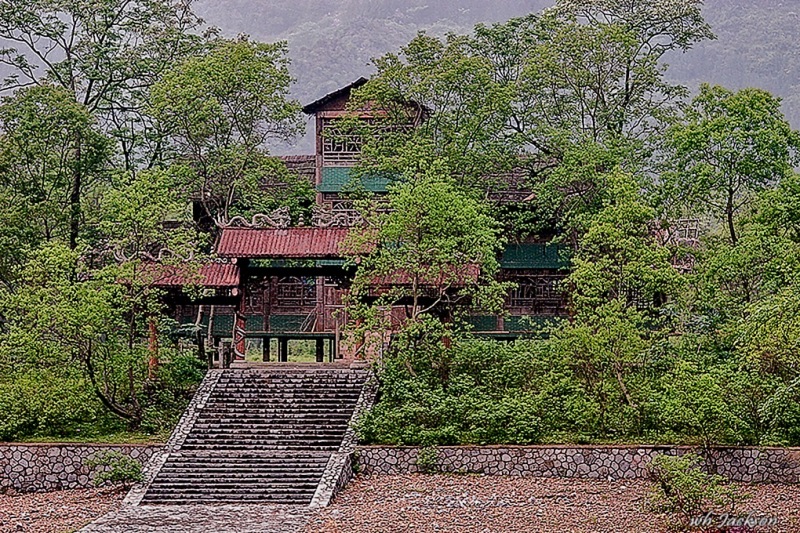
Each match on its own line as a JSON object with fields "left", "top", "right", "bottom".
{"left": 144, "top": 263, "right": 240, "bottom": 288}
{"left": 318, "top": 167, "right": 391, "bottom": 193}
{"left": 278, "top": 155, "right": 316, "bottom": 187}
{"left": 302, "top": 78, "right": 369, "bottom": 114}
{"left": 217, "top": 228, "right": 350, "bottom": 259}
{"left": 500, "top": 243, "right": 570, "bottom": 269}
{"left": 371, "top": 264, "right": 481, "bottom": 287}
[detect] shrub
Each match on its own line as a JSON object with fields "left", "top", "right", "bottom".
{"left": 647, "top": 453, "right": 738, "bottom": 527}
{"left": 416, "top": 446, "right": 439, "bottom": 473}
{"left": 86, "top": 451, "right": 144, "bottom": 488}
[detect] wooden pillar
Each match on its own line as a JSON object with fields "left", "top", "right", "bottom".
{"left": 279, "top": 338, "right": 288, "bottom": 362}
{"left": 334, "top": 321, "right": 340, "bottom": 360}
{"left": 315, "top": 338, "right": 324, "bottom": 363}
{"left": 262, "top": 337, "right": 271, "bottom": 362}
{"left": 148, "top": 318, "right": 159, "bottom": 380}
{"left": 233, "top": 313, "right": 246, "bottom": 360}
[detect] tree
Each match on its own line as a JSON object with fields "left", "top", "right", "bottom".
{"left": 346, "top": 2, "right": 714, "bottom": 243}
{"left": 0, "top": 84, "right": 110, "bottom": 252}
{"left": 343, "top": 163, "right": 507, "bottom": 338}
{"left": 551, "top": 170, "right": 681, "bottom": 435}
{"left": 663, "top": 84, "right": 799, "bottom": 245}
{"left": 0, "top": 169, "right": 205, "bottom": 430}
{"left": 150, "top": 38, "right": 308, "bottom": 223}
{"left": 0, "top": 0, "right": 207, "bottom": 169}
{"left": 568, "top": 170, "right": 680, "bottom": 313}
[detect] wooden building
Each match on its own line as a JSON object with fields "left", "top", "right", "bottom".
{"left": 165, "top": 80, "right": 569, "bottom": 366}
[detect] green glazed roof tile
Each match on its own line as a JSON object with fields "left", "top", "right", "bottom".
{"left": 501, "top": 243, "right": 570, "bottom": 269}
{"left": 318, "top": 167, "right": 390, "bottom": 193}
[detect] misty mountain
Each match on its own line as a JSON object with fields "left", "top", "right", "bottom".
{"left": 195, "top": 0, "right": 800, "bottom": 153}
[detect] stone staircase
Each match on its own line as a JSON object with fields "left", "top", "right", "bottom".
{"left": 139, "top": 365, "right": 368, "bottom": 505}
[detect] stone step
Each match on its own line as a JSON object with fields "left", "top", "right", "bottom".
{"left": 144, "top": 487, "right": 317, "bottom": 496}
{"left": 189, "top": 425, "right": 348, "bottom": 433}
{"left": 216, "top": 380, "right": 365, "bottom": 387}
{"left": 161, "top": 456, "right": 329, "bottom": 465}
{"left": 210, "top": 389, "right": 363, "bottom": 396}
{"left": 191, "top": 423, "right": 350, "bottom": 431}
{"left": 205, "top": 392, "right": 362, "bottom": 398}
{"left": 182, "top": 437, "right": 344, "bottom": 445}
{"left": 169, "top": 450, "right": 330, "bottom": 458}
{"left": 193, "top": 416, "right": 352, "bottom": 424}
{"left": 215, "top": 384, "right": 364, "bottom": 390}
{"left": 199, "top": 403, "right": 357, "bottom": 409}
{"left": 213, "top": 388, "right": 363, "bottom": 394}
{"left": 142, "top": 366, "right": 367, "bottom": 504}
{"left": 198, "top": 408, "right": 356, "bottom": 415}
{"left": 141, "top": 492, "right": 315, "bottom": 501}
{"left": 156, "top": 468, "right": 324, "bottom": 477}
{"left": 197, "top": 409, "right": 356, "bottom": 416}
{"left": 187, "top": 428, "right": 346, "bottom": 442}
{"left": 185, "top": 442, "right": 339, "bottom": 452}
{"left": 202, "top": 398, "right": 360, "bottom": 405}
{"left": 218, "top": 374, "right": 366, "bottom": 386}
{"left": 147, "top": 480, "right": 321, "bottom": 488}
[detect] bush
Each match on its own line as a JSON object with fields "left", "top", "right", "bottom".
{"left": 86, "top": 451, "right": 144, "bottom": 488}
{"left": 647, "top": 453, "right": 738, "bottom": 528}
{"left": 0, "top": 369, "right": 113, "bottom": 441}
{"left": 359, "top": 338, "right": 550, "bottom": 445}
{"left": 416, "top": 446, "right": 439, "bottom": 473}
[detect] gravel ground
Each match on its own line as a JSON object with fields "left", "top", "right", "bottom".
{"left": 2, "top": 477, "right": 799, "bottom": 533}
{"left": 0, "top": 487, "right": 124, "bottom": 533}
{"left": 305, "top": 475, "right": 800, "bottom": 533}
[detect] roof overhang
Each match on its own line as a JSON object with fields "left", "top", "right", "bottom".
{"left": 302, "top": 77, "right": 369, "bottom": 115}
{"left": 217, "top": 228, "right": 350, "bottom": 259}
{"left": 137, "top": 262, "right": 241, "bottom": 288}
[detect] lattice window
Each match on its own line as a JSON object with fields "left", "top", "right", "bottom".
{"left": 276, "top": 277, "right": 317, "bottom": 309}
{"left": 322, "top": 119, "right": 365, "bottom": 166}
{"left": 244, "top": 282, "right": 266, "bottom": 314}
{"left": 321, "top": 118, "right": 412, "bottom": 166}
{"left": 507, "top": 274, "right": 566, "bottom": 315}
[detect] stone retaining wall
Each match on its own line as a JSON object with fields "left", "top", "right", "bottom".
{"left": 355, "top": 446, "right": 800, "bottom": 484}
{"left": 0, "top": 444, "right": 162, "bottom": 493}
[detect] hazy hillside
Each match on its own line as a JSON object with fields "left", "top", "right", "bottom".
{"left": 194, "top": 0, "right": 800, "bottom": 153}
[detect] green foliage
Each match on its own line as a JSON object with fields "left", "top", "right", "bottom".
{"left": 343, "top": 164, "right": 509, "bottom": 355}
{"left": 0, "top": 0, "right": 207, "bottom": 167}
{"left": 86, "top": 451, "right": 144, "bottom": 487}
{"left": 350, "top": 0, "right": 712, "bottom": 237}
{"left": 360, "top": 335, "right": 547, "bottom": 446}
{"left": 0, "top": 243, "right": 205, "bottom": 439}
{"left": 648, "top": 453, "right": 738, "bottom": 527}
{"left": 0, "top": 84, "right": 111, "bottom": 252}
{"left": 151, "top": 37, "right": 309, "bottom": 222}
{"left": 663, "top": 84, "right": 799, "bottom": 244}
{"left": 415, "top": 446, "right": 439, "bottom": 473}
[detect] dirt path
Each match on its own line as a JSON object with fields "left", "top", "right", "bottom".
{"left": 0, "top": 487, "right": 124, "bottom": 533}
{"left": 3, "top": 476, "right": 800, "bottom": 533}
{"left": 307, "top": 475, "right": 800, "bottom": 533}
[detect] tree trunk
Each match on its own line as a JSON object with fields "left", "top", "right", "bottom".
{"left": 69, "top": 132, "right": 82, "bottom": 250}
{"left": 148, "top": 318, "right": 159, "bottom": 380}
{"left": 727, "top": 186, "right": 738, "bottom": 246}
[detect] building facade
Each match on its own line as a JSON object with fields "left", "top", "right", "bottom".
{"left": 164, "top": 80, "right": 570, "bottom": 366}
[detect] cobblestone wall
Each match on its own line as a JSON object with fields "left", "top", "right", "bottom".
{"left": 355, "top": 446, "right": 800, "bottom": 484}
{"left": 0, "top": 444, "right": 161, "bottom": 493}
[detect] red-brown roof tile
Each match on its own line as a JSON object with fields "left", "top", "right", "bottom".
{"left": 371, "top": 264, "right": 481, "bottom": 288}
{"left": 217, "top": 228, "right": 349, "bottom": 259}
{"left": 144, "top": 262, "right": 240, "bottom": 288}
